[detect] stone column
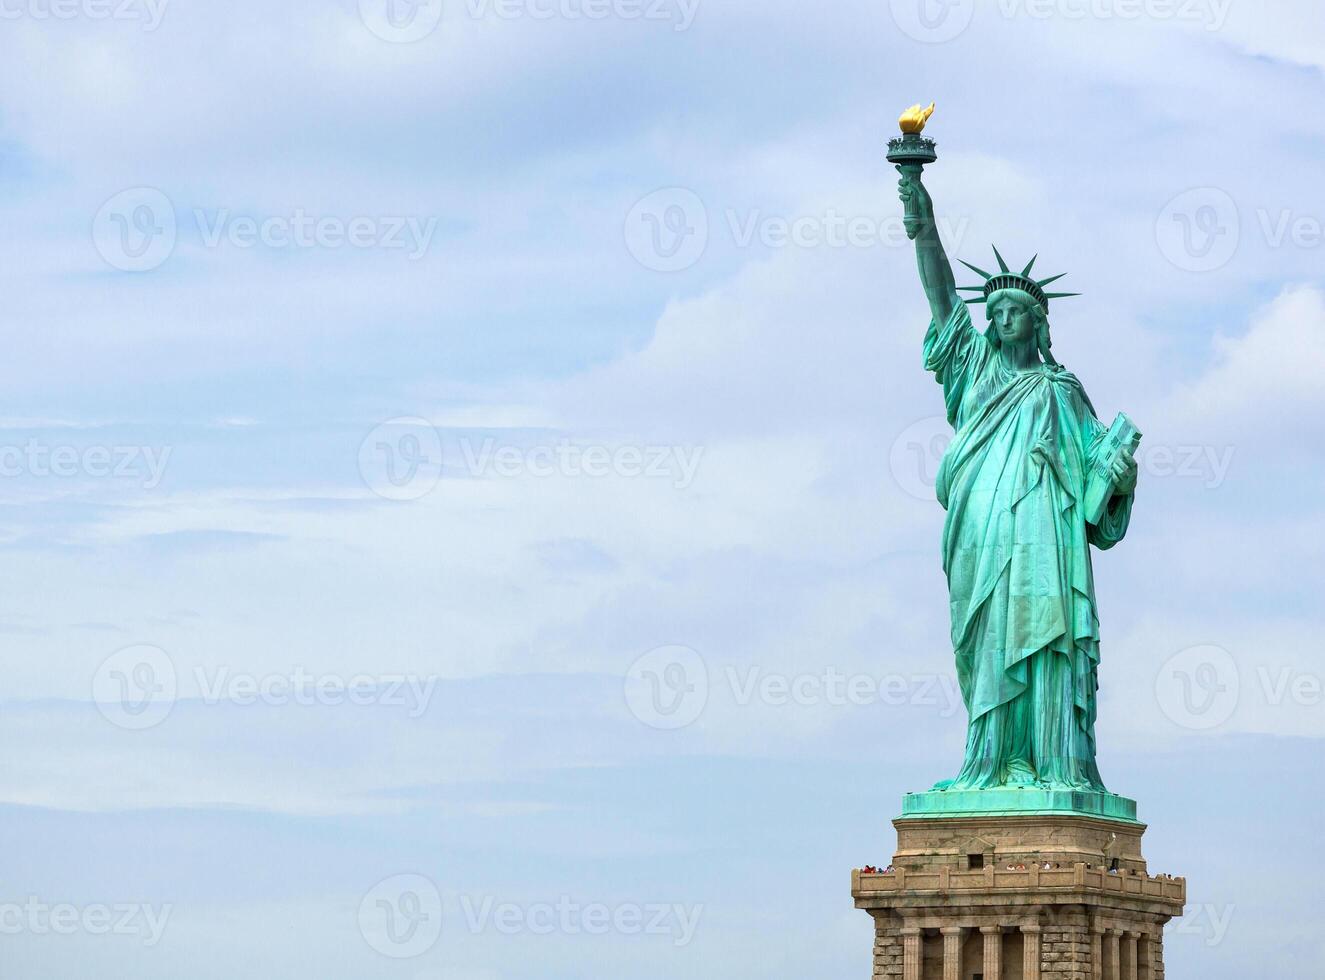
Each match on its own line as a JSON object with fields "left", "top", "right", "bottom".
{"left": 1137, "top": 932, "right": 1152, "bottom": 980}
{"left": 941, "top": 927, "right": 964, "bottom": 980}
{"left": 902, "top": 926, "right": 922, "bottom": 980}
{"left": 981, "top": 925, "right": 1002, "bottom": 980}
{"left": 1105, "top": 929, "right": 1122, "bottom": 980}
{"left": 1123, "top": 931, "right": 1141, "bottom": 980}
{"left": 1022, "top": 923, "right": 1042, "bottom": 980}
{"left": 1091, "top": 923, "right": 1106, "bottom": 980}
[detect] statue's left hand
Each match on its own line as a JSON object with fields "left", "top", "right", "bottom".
{"left": 1111, "top": 450, "right": 1138, "bottom": 494}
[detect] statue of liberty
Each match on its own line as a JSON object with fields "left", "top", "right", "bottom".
{"left": 893, "top": 124, "right": 1140, "bottom": 795}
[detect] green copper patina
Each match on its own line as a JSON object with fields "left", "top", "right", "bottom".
{"left": 887, "top": 109, "right": 1141, "bottom": 821}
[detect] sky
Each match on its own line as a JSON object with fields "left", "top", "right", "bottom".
{"left": 0, "top": 0, "right": 1323, "bottom": 977}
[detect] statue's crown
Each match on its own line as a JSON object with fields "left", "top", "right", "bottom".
{"left": 957, "top": 246, "right": 1079, "bottom": 312}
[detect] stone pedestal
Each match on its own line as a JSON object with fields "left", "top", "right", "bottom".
{"left": 853, "top": 812, "right": 1185, "bottom": 980}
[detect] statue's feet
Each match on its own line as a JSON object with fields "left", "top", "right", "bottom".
{"left": 1005, "top": 759, "right": 1038, "bottom": 787}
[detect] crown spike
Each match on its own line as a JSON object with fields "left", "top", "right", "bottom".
{"left": 991, "top": 245, "right": 1010, "bottom": 273}
{"left": 1036, "top": 272, "right": 1068, "bottom": 287}
{"left": 959, "top": 260, "right": 995, "bottom": 280}
{"left": 1021, "top": 254, "right": 1037, "bottom": 276}
{"left": 965, "top": 296, "right": 988, "bottom": 304}
{"left": 1043, "top": 292, "right": 1081, "bottom": 300}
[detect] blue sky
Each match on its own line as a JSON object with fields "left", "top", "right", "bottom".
{"left": 1, "top": 1, "right": 1323, "bottom": 977}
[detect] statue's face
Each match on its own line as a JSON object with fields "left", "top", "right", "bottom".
{"left": 990, "top": 298, "right": 1036, "bottom": 345}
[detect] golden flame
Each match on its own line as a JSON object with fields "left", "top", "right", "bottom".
{"left": 898, "top": 102, "right": 936, "bottom": 135}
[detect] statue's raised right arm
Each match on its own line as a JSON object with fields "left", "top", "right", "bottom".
{"left": 898, "top": 171, "right": 959, "bottom": 329}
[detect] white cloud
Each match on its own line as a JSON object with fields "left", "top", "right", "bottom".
{"left": 1169, "top": 284, "right": 1325, "bottom": 439}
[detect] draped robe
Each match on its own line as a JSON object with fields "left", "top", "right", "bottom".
{"left": 924, "top": 302, "right": 1133, "bottom": 791}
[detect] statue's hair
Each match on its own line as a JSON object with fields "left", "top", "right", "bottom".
{"left": 984, "top": 288, "right": 1057, "bottom": 366}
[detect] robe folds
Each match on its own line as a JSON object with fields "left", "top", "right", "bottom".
{"left": 923, "top": 302, "right": 1132, "bottom": 791}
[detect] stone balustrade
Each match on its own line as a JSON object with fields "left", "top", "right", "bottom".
{"left": 853, "top": 862, "right": 1186, "bottom": 904}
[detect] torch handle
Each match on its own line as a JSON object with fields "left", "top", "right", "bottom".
{"left": 895, "top": 162, "right": 928, "bottom": 241}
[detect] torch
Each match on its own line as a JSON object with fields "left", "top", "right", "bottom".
{"left": 886, "top": 102, "right": 937, "bottom": 241}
